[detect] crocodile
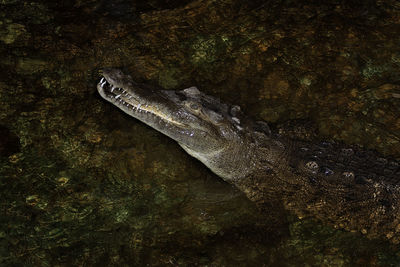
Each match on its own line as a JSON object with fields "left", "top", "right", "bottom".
{"left": 97, "top": 68, "right": 400, "bottom": 243}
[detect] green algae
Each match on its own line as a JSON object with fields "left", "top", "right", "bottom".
{"left": 157, "top": 66, "right": 182, "bottom": 89}
{"left": 190, "top": 36, "right": 221, "bottom": 65}
{"left": 20, "top": 2, "right": 53, "bottom": 25}
{"left": 16, "top": 58, "right": 49, "bottom": 74}
{"left": 0, "top": 21, "right": 29, "bottom": 45}
{"left": 0, "top": 0, "right": 18, "bottom": 4}
{"left": 272, "top": 217, "right": 400, "bottom": 266}
{"left": 362, "top": 61, "right": 391, "bottom": 79}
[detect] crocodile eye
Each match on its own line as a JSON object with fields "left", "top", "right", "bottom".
{"left": 189, "top": 103, "right": 200, "bottom": 110}
{"left": 184, "top": 100, "right": 201, "bottom": 112}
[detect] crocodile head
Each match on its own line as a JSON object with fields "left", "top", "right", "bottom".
{"left": 97, "top": 68, "right": 262, "bottom": 181}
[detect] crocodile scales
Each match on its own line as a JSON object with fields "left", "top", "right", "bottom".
{"left": 97, "top": 68, "right": 400, "bottom": 243}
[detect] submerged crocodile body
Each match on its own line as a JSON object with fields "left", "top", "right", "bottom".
{"left": 97, "top": 68, "right": 400, "bottom": 243}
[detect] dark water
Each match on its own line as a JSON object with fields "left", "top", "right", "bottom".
{"left": 0, "top": 0, "right": 399, "bottom": 265}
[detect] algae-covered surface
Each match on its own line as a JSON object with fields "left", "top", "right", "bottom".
{"left": 1, "top": 0, "right": 400, "bottom": 265}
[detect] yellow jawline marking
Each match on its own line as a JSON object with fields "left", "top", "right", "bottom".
{"left": 122, "top": 97, "right": 186, "bottom": 127}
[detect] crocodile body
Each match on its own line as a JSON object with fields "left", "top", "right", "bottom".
{"left": 97, "top": 68, "right": 400, "bottom": 243}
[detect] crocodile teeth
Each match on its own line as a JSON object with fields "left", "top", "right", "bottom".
{"left": 100, "top": 77, "right": 105, "bottom": 83}
{"left": 115, "top": 94, "right": 121, "bottom": 99}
